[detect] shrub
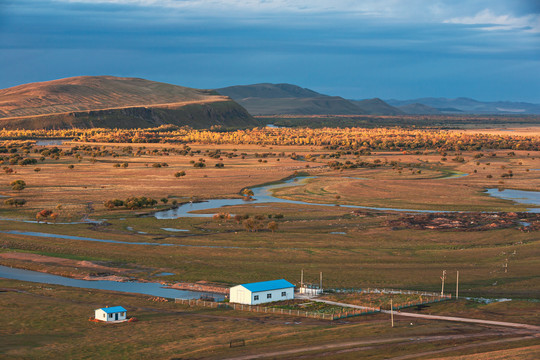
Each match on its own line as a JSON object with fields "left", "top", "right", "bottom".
{"left": 4, "top": 198, "right": 26, "bottom": 207}
{"left": 11, "top": 179, "right": 26, "bottom": 191}
{"left": 104, "top": 199, "right": 124, "bottom": 209}
{"left": 174, "top": 171, "right": 186, "bottom": 178}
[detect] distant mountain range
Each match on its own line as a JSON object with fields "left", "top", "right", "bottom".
{"left": 386, "top": 97, "right": 540, "bottom": 115}
{"left": 218, "top": 83, "right": 540, "bottom": 116}
{"left": 0, "top": 76, "right": 255, "bottom": 129}
{"left": 216, "top": 83, "right": 403, "bottom": 116}
{"left": 1, "top": 77, "right": 538, "bottom": 131}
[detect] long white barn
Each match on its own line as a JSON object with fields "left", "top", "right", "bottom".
{"left": 230, "top": 279, "right": 295, "bottom": 305}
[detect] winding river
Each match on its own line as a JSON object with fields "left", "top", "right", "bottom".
{"left": 1, "top": 174, "right": 538, "bottom": 294}
{"left": 155, "top": 176, "right": 540, "bottom": 219}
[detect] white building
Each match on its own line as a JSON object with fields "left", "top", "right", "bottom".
{"left": 95, "top": 306, "right": 127, "bottom": 322}
{"left": 230, "top": 279, "right": 295, "bottom": 305}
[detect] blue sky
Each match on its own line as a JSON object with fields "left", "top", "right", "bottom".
{"left": 1, "top": 0, "right": 539, "bottom": 102}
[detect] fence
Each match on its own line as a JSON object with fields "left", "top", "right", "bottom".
{"left": 360, "top": 288, "right": 449, "bottom": 297}
{"left": 175, "top": 298, "right": 380, "bottom": 320}
{"left": 391, "top": 295, "right": 451, "bottom": 310}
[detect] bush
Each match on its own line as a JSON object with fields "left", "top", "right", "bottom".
{"left": 11, "top": 179, "right": 26, "bottom": 191}
{"left": 4, "top": 198, "right": 26, "bottom": 207}
{"left": 174, "top": 171, "right": 186, "bottom": 178}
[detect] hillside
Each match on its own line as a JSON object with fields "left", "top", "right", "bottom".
{"left": 0, "top": 76, "right": 256, "bottom": 129}
{"left": 398, "top": 103, "right": 441, "bottom": 115}
{"left": 217, "top": 83, "right": 365, "bottom": 115}
{"left": 349, "top": 98, "right": 404, "bottom": 115}
{"left": 217, "top": 83, "right": 322, "bottom": 99}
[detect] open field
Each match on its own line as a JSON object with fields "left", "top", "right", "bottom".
{"left": 1, "top": 279, "right": 539, "bottom": 359}
{"left": 0, "top": 126, "right": 539, "bottom": 358}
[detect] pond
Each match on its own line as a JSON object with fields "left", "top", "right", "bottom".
{"left": 486, "top": 188, "right": 540, "bottom": 212}
{"left": 34, "top": 139, "right": 70, "bottom": 146}
{"left": 0, "top": 265, "right": 224, "bottom": 300}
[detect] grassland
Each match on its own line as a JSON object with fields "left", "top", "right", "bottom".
{"left": 1, "top": 279, "right": 539, "bottom": 359}
{"left": 0, "top": 131, "right": 539, "bottom": 358}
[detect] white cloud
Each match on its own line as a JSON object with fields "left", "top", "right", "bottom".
{"left": 444, "top": 9, "right": 540, "bottom": 33}
{"left": 54, "top": 0, "right": 463, "bottom": 18}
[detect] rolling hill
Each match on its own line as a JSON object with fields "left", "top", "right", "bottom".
{"left": 397, "top": 103, "right": 442, "bottom": 115}
{"left": 0, "top": 76, "right": 256, "bottom": 129}
{"left": 387, "top": 97, "right": 540, "bottom": 114}
{"left": 216, "top": 83, "right": 402, "bottom": 116}
{"left": 349, "top": 98, "right": 405, "bottom": 115}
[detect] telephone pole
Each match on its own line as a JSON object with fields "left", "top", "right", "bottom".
{"left": 441, "top": 270, "right": 446, "bottom": 296}
{"left": 456, "top": 271, "right": 459, "bottom": 299}
{"left": 390, "top": 299, "right": 394, "bottom": 327}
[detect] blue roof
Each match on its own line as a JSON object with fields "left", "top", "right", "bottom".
{"left": 99, "top": 306, "right": 126, "bottom": 314}
{"left": 240, "top": 279, "right": 294, "bottom": 292}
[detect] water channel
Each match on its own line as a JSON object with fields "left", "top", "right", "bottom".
{"left": 0, "top": 265, "right": 224, "bottom": 300}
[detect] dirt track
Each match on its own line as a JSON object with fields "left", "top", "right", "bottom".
{"left": 223, "top": 329, "right": 539, "bottom": 360}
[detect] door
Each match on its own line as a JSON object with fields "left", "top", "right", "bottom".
{"left": 115, "top": 313, "right": 118, "bottom": 321}
{"left": 237, "top": 290, "right": 244, "bottom": 303}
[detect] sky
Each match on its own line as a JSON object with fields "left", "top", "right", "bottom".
{"left": 1, "top": 0, "right": 539, "bottom": 102}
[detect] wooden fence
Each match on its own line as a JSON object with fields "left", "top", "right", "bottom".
{"left": 175, "top": 298, "right": 380, "bottom": 320}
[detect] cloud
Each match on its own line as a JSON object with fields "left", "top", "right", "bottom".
{"left": 51, "top": 1, "right": 474, "bottom": 19}
{"left": 444, "top": 9, "right": 540, "bottom": 32}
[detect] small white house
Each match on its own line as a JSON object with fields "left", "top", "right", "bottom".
{"left": 230, "top": 279, "right": 294, "bottom": 305}
{"left": 95, "top": 306, "right": 127, "bottom": 322}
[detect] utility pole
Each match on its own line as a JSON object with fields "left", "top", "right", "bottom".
{"left": 390, "top": 299, "right": 394, "bottom": 327}
{"left": 456, "top": 271, "right": 459, "bottom": 299}
{"left": 504, "top": 258, "right": 508, "bottom": 273}
{"left": 319, "top": 271, "right": 323, "bottom": 290}
{"left": 441, "top": 270, "right": 446, "bottom": 296}
{"left": 301, "top": 269, "right": 304, "bottom": 288}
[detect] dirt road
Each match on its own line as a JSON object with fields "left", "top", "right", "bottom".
{"left": 223, "top": 330, "right": 538, "bottom": 360}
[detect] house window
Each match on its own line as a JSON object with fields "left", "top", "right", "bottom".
{"left": 267, "top": 293, "right": 272, "bottom": 299}
{"left": 109, "top": 314, "right": 113, "bottom": 318}
{"left": 281, "top": 291, "right": 287, "bottom": 297}
{"left": 103, "top": 313, "right": 106, "bottom": 318}
{"left": 254, "top": 295, "right": 259, "bottom": 301}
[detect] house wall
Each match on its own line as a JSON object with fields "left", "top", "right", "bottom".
{"left": 252, "top": 287, "right": 294, "bottom": 305}
{"left": 95, "top": 309, "right": 127, "bottom": 322}
{"left": 230, "top": 286, "right": 294, "bottom": 305}
{"left": 230, "top": 285, "right": 252, "bottom": 304}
